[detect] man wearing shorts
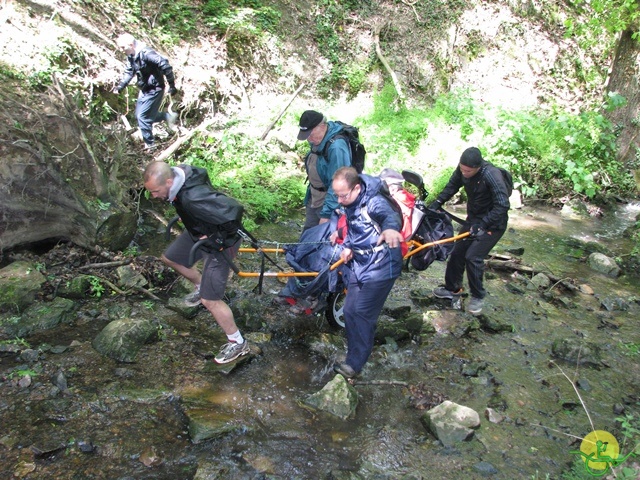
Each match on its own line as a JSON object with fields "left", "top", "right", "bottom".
{"left": 143, "top": 161, "right": 249, "bottom": 364}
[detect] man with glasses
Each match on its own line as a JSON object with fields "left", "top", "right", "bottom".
{"left": 296, "top": 110, "right": 352, "bottom": 232}
{"left": 330, "top": 167, "right": 404, "bottom": 379}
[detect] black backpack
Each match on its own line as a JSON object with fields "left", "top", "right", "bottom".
{"left": 488, "top": 164, "right": 513, "bottom": 197}
{"left": 409, "top": 207, "right": 455, "bottom": 271}
{"left": 321, "top": 121, "right": 366, "bottom": 173}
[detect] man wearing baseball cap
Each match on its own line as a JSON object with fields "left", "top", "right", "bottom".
{"left": 297, "top": 110, "right": 352, "bottom": 231}
{"left": 428, "top": 147, "right": 511, "bottom": 315}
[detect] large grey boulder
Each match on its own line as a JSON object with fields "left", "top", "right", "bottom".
{"left": 420, "top": 400, "right": 481, "bottom": 447}
{"left": 587, "top": 252, "right": 621, "bottom": 277}
{"left": 92, "top": 318, "right": 157, "bottom": 362}
{"left": 301, "top": 375, "right": 358, "bottom": 420}
{"left": 0, "top": 261, "right": 46, "bottom": 312}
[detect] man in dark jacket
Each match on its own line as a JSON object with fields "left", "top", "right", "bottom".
{"left": 297, "top": 110, "right": 352, "bottom": 231}
{"left": 429, "top": 147, "right": 510, "bottom": 315}
{"left": 143, "top": 161, "right": 249, "bottom": 364}
{"left": 330, "top": 167, "right": 404, "bottom": 379}
{"left": 114, "top": 33, "right": 178, "bottom": 150}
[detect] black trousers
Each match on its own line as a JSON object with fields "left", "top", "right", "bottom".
{"left": 444, "top": 228, "right": 504, "bottom": 299}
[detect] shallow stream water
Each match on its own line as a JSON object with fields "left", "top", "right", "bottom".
{"left": 1, "top": 202, "right": 639, "bottom": 479}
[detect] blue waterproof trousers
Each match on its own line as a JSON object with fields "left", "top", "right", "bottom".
{"left": 444, "top": 228, "right": 505, "bottom": 299}
{"left": 136, "top": 88, "right": 168, "bottom": 146}
{"left": 344, "top": 278, "right": 396, "bottom": 373}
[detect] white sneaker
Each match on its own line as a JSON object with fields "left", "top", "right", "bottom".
{"left": 183, "top": 286, "right": 201, "bottom": 307}
{"left": 214, "top": 341, "right": 250, "bottom": 364}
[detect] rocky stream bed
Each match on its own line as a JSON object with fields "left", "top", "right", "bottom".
{"left": 1, "top": 204, "right": 639, "bottom": 480}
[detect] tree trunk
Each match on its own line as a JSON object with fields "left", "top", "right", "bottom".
{"left": 0, "top": 86, "right": 138, "bottom": 253}
{"left": 604, "top": 29, "right": 640, "bottom": 169}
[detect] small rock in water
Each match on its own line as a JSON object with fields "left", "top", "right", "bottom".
{"left": 576, "top": 378, "right": 591, "bottom": 391}
{"left": 613, "top": 403, "right": 625, "bottom": 415}
{"left": 52, "top": 371, "right": 68, "bottom": 391}
{"left": 484, "top": 408, "right": 504, "bottom": 424}
{"left": 77, "top": 439, "right": 95, "bottom": 453}
{"left": 139, "top": 446, "right": 163, "bottom": 467}
{"left": 473, "top": 461, "right": 498, "bottom": 475}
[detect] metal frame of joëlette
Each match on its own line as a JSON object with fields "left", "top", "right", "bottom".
{"left": 234, "top": 231, "right": 471, "bottom": 278}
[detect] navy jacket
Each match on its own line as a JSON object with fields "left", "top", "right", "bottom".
{"left": 341, "top": 174, "right": 403, "bottom": 283}
{"left": 117, "top": 46, "right": 175, "bottom": 94}
{"left": 436, "top": 161, "right": 510, "bottom": 231}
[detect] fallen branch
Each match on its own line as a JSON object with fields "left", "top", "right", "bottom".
{"left": 154, "top": 117, "right": 219, "bottom": 162}
{"left": 260, "top": 83, "right": 305, "bottom": 141}
{"left": 485, "top": 255, "right": 577, "bottom": 292}
{"left": 399, "top": 0, "right": 421, "bottom": 22}
{"left": 78, "top": 260, "right": 132, "bottom": 271}
{"left": 374, "top": 25, "right": 405, "bottom": 102}
{"left": 133, "top": 285, "right": 162, "bottom": 302}
{"left": 96, "top": 277, "right": 126, "bottom": 295}
{"left": 352, "top": 380, "right": 409, "bottom": 387}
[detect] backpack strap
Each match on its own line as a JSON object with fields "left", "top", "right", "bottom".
{"left": 320, "top": 132, "right": 349, "bottom": 161}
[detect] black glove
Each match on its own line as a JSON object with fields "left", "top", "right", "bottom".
{"left": 428, "top": 200, "right": 442, "bottom": 211}
{"left": 168, "top": 86, "right": 178, "bottom": 95}
{"left": 469, "top": 224, "right": 485, "bottom": 237}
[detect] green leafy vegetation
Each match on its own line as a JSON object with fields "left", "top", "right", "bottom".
{"left": 180, "top": 129, "right": 306, "bottom": 226}
{"left": 88, "top": 276, "right": 106, "bottom": 298}
{"left": 0, "top": 337, "right": 30, "bottom": 348}
{"left": 365, "top": 85, "right": 634, "bottom": 200}
{"left": 9, "top": 368, "right": 38, "bottom": 379}
{"left": 620, "top": 341, "right": 640, "bottom": 356}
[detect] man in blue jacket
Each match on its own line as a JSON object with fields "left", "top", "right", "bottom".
{"left": 297, "top": 110, "right": 352, "bottom": 231}
{"left": 330, "top": 167, "right": 404, "bottom": 379}
{"left": 429, "top": 147, "right": 510, "bottom": 315}
{"left": 143, "top": 161, "right": 249, "bottom": 364}
{"left": 113, "top": 33, "right": 178, "bottom": 150}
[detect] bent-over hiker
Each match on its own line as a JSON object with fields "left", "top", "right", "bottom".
{"left": 143, "top": 161, "right": 249, "bottom": 364}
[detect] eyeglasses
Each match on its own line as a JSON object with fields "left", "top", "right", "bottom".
{"left": 336, "top": 187, "right": 355, "bottom": 200}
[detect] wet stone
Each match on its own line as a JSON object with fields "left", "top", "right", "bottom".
{"left": 551, "top": 338, "right": 603, "bottom": 368}
{"left": 51, "top": 371, "right": 68, "bottom": 391}
{"left": 302, "top": 375, "right": 358, "bottom": 420}
{"left": 92, "top": 318, "right": 157, "bottom": 363}
{"left": 600, "top": 296, "right": 629, "bottom": 312}
{"left": 77, "top": 439, "right": 95, "bottom": 453}
{"left": 484, "top": 408, "right": 504, "bottom": 424}
{"left": 0, "top": 343, "right": 22, "bottom": 354}
{"left": 473, "top": 461, "right": 498, "bottom": 475}
{"left": 576, "top": 378, "right": 591, "bottom": 391}
{"left": 506, "top": 283, "right": 526, "bottom": 295}
{"left": 18, "top": 349, "right": 40, "bottom": 363}
{"left": 49, "top": 345, "right": 68, "bottom": 354}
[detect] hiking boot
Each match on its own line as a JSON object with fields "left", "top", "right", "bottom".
{"left": 183, "top": 286, "right": 201, "bottom": 307}
{"left": 468, "top": 297, "right": 484, "bottom": 315}
{"left": 167, "top": 112, "right": 178, "bottom": 132}
{"left": 214, "top": 341, "right": 250, "bottom": 364}
{"left": 433, "top": 286, "right": 462, "bottom": 300}
{"left": 333, "top": 363, "right": 357, "bottom": 379}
